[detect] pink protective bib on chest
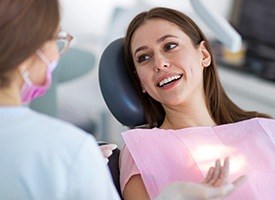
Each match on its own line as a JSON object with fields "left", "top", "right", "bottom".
{"left": 122, "top": 118, "right": 275, "bottom": 199}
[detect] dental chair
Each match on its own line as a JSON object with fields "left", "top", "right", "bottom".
{"left": 98, "top": 38, "right": 144, "bottom": 199}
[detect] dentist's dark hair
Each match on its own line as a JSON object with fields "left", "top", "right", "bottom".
{"left": 0, "top": 0, "right": 60, "bottom": 87}
{"left": 124, "top": 7, "right": 270, "bottom": 128}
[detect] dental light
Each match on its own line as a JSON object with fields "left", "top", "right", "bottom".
{"left": 190, "top": 0, "right": 242, "bottom": 52}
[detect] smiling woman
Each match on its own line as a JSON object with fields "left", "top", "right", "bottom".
{"left": 119, "top": 7, "right": 275, "bottom": 200}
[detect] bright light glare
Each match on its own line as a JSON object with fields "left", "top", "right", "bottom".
{"left": 192, "top": 144, "right": 247, "bottom": 176}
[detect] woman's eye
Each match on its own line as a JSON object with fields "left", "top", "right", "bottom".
{"left": 137, "top": 54, "right": 150, "bottom": 63}
{"left": 164, "top": 42, "right": 178, "bottom": 51}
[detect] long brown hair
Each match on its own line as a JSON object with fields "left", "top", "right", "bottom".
{"left": 0, "top": 0, "right": 60, "bottom": 87}
{"left": 124, "top": 7, "right": 271, "bottom": 128}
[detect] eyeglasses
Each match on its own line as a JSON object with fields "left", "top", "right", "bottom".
{"left": 56, "top": 30, "right": 73, "bottom": 54}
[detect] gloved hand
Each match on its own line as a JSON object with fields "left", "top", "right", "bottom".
{"left": 156, "top": 157, "right": 247, "bottom": 200}
{"left": 99, "top": 144, "right": 118, "bottom": 163}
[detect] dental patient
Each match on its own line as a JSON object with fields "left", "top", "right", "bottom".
{"left": 119, "top": 7, "right": 275, "bottom": 200}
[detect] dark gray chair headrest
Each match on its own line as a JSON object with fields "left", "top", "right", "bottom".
{"left": 99, "top": 38, "right": 145, "bottom": 127}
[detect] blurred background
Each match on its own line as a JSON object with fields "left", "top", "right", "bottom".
{"left": 30, "top": 0, "right": 275, "bottom": 147}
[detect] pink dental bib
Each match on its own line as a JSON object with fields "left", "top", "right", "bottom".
{"left": 121, "top": 118, "right": 275, "bottom": 199}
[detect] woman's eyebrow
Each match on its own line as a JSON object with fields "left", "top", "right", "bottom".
{"left": 133, "top": 34, "right": 178, "bottom": 56}
{"left": 157, "top": 34, "right": 178, "bottom": 43}
{"left": 134, "top": 46, "right": 148, "bottom": 57}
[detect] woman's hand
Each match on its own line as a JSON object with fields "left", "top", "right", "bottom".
{"left": 99, "top": 144, "right": 117, "bottom": 163}
{"left": 156, "top": 157, "right": 247, "bottom": 200}
{"left": 200, "top": 157, "right": 247, "bottom": 199}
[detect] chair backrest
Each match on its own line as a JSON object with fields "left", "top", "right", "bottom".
{"left": 98, "top": 38, "right": 145, "bottom": 127}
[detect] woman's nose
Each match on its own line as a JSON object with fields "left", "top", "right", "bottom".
{"left": 153, "top": 55, "right": 170, "bottom": 72}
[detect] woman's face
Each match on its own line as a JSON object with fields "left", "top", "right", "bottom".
{"left": 131, "top": 19, "right": 210, "bottom": 107}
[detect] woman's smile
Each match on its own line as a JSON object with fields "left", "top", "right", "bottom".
{"left": 156, "top": 74, "right": 183, "bottom": 89}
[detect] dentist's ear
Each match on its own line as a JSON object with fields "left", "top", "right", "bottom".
{"left": 199, "top": 41, "right": 211, "bottom": 67}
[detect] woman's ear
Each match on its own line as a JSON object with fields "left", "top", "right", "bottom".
{"left": 141, "top": 83, "right": 146, "bottom": 93}
{"left": 199, "top": 41, "right": 211, "bottom": 67}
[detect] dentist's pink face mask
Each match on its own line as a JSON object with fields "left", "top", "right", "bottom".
{"left": 20, "top": 50, "right": 58, "bottom": 104}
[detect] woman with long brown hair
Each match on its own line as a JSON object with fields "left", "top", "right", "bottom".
{"left": 120, "top": 7, "right": 275, "bottom": 200}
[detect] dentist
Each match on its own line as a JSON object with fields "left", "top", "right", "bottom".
{"left": 0, "top": 0, "right": 119, "bottom": 199}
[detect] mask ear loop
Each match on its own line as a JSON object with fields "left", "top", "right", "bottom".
{"left": 36, "top": 49, "right": 58, "bottom": 73}
{"left": 21, "top": 70, "right": 32, "bottom": 86}
{"left": 36, "top": 49, "right": 50, "bottom": 65}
